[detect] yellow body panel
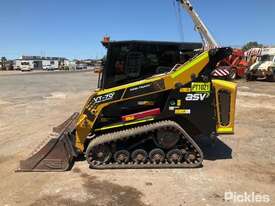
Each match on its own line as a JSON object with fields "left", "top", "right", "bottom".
{"left": 96, "top": 77, "right": 162, "bottom": 96}
{"left": 170, "top": 52, "right": 209, "bottom": 79}
{"left": 212, "top": 79, "right": 237, "bottom": 134}
{"left": 74, "top": 51, "right": 236, "bottom": 153}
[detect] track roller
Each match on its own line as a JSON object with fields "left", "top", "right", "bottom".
{"left": 114, "top": 150, "right": 130, "bottom": 164}
{"left": 149, "top": 148, "right": 165, "bottom": 163}
{"left": 167, "top": 149, "right": 183, "bottom": 163}
{"left": 131, "top": 149, "right": 147, "bottom": 163}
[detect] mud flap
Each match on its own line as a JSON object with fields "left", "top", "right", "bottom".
{"left": 16, "top": 112, "right": 79, "bottom": 172}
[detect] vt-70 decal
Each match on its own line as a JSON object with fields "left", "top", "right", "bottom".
{"left": 93, "top": 92, "right": 115, "bottom": 104}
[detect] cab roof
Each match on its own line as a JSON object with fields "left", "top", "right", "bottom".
{"left": 102, "top": 40, "right": 202, "bottom": 51}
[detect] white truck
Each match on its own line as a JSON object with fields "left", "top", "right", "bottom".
{"left": 246, "top": 48, "right": 275, "bottom": 81}
{"left": 20, "top": 61, "right": 33, "bottom": 72}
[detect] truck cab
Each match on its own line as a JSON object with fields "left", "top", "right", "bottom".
{"left": 20, "top": 61, "right": 33, "bottom": 72}
{"left": 247, "top": 48, "right": 275, "bottom": 81}
{"left": 98, "top": 40, "right": 202, "bottom": 89}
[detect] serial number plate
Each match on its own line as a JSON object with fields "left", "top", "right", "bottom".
{"left": 191, "top": 82, "right": 211, "bottom": 92}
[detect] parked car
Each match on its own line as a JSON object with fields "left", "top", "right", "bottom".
{"left": 43, "top": 64, "right": 56, "bottom": 71}
{"left": 76, "top": 63, "right": 87, "bottom": 70}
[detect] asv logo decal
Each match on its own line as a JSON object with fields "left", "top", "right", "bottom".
{"left": 185, "top": 93, "right": 209, "bottom": 101}
{"left": 93, "top": 92, "right": 115, "bottom": 104}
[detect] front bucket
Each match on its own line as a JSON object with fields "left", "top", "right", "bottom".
{"left": 16, "top": 112, "right": 79, "bottom": 172}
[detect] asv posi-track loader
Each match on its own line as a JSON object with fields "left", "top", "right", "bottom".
{"left": 17, "top": 0, "right": 237, "bottom": 171}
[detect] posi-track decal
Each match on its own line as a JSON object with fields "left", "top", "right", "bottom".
{"left": 124, "top": 79, "right": 165, "bottom": 98}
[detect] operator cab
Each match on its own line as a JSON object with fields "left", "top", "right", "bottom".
{"left": 98, "top": 40, "right": 202, "bottom": 89}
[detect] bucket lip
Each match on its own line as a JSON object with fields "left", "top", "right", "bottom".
{"left": 15, "top": 135, "right": 75, "bottom": 172}
{"left": 15, "top": 112, "right": 79, "bottom": 172}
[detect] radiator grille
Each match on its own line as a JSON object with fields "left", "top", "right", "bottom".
{"left": 218, "top": 90, "right": 231, "bottom": 126}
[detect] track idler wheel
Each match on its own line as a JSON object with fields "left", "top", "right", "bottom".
{"left": 114, "top": 150, "right": 130, "bottom": 164}
{"left": 167, "top": 149, "right": 182, "bottom": 163}
{"left": 184, "top": 152, "right": 197, "bottom": 163}
{"left": 86, "top": 144, "right": 112, "bottom": 165}
{"left": 149, "top": 148, "right": 165, "bottom": 163}
{"left": 131, "top": 149, "right": 147, "bottom": 163}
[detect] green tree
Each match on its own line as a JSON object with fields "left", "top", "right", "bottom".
{"left": 242, "top": 42, "right": 264, "bottom": 51}
{"left": 1, "top": 57, "right": 7, "bottom": 70}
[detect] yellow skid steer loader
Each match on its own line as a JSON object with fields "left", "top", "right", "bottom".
{"left": 17, "top": 40, "right": 236, "bottom": 171}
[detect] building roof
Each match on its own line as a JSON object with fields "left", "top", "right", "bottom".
{"left": 19, "top": 56, "right": 67, "bottom": 61}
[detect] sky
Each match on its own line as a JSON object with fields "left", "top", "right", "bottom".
{"left": 0, "top": 0, "right": 275, "bottom": 59}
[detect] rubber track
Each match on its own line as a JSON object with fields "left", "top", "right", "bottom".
{"left": 87, "top": 120, "right": 203, "bottom": 169}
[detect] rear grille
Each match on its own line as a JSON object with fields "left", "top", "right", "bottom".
{"left": 218, "top": 90, "right": 231, "bottom": 126}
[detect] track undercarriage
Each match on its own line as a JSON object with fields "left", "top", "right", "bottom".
{"left": 86, "top": 120, "right": 203, "bottom": 169}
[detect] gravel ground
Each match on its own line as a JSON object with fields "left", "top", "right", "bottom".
{"left": 0, "top": 71, "right": 274, "bottom": 206}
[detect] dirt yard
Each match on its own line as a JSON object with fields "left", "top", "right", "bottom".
{"left": 0, "top": 71, "right": 274, "bottom": 206}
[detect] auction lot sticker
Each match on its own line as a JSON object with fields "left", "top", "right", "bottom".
{"left": 191, "top": 82, "right": 210, "bottom": 92}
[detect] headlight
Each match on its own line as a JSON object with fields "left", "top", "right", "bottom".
{"left": 268, "top": 67, "right": 274, "bottom": 72}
